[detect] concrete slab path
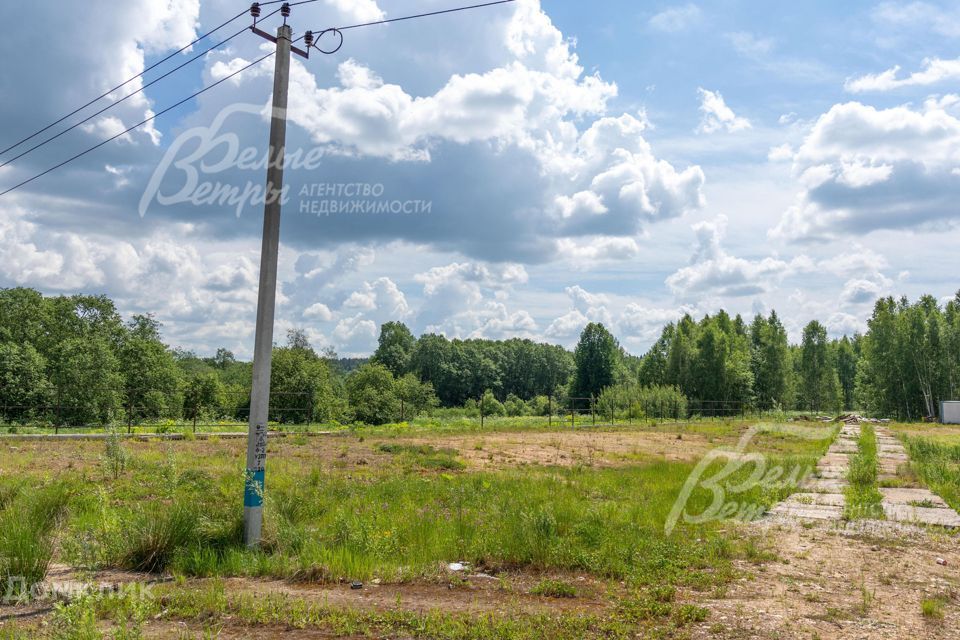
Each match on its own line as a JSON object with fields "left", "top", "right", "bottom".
{"left": 767, "top": 422, "right": 960, "bottom": 528}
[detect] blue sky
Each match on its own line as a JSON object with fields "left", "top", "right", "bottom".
{"left": 1, "top": 0, "right": 959, "bottom": 357}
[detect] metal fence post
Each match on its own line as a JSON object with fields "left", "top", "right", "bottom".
{"left": 308, "top": 389, "right": 314, "bottom": 427}
{"left": 548, "top": 395, "right": 552, "bottom": 428}
{"left": 55, "top": 386, "right": 61, "bottom": 435}
{"left": 479, "top": 394, "right": 484, "bottom": 429}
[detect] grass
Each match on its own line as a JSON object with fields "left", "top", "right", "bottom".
{"left": 901, "top": 435, "right": 960, "bottom": 511}
{"left": 531, "top": 578, "right": 577, "bottom": 598}
{"left": 844, "top": 424, "right": 885, "bottom": 520}
{"left": 920, "top": 596, "right": 946, "bottom": 619}
{"left": 151, "top": 460, "right": 765, "bottom": 586}
{"left": 377, "top": 442, "right": 466, "bottom": 471}
{"left": 0, "top": 482, "right": 72, "bottom": 597}
{"left": 0, "top": 410, "right": 803, "bottom": 439}
{"left": 20, "top": 578, "right": 716, "bottom": 639}
{"left": 118, "top": 502, "right": 205, "bottom": 573}
{"left": 0, "top": 418, "right": 834, "bottom": 637}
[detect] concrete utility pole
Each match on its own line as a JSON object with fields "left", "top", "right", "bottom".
{"left": 244, "top": 2, "right": 313, "bottom": 547}
{"left": 243, "top": 20, "right": 291, "bottom": 547}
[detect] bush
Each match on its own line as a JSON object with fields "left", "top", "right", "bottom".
{"left": 597, "top": 383, "right": 687, "bottom": 421}
{"left": 102, "top": 430, "right": 129, "bottom": 480}
{"left": 503, "top": 394, "right": 528, "bottom": 417}
{"left": 479, "top": 390, "right": 505, "bottom": 417}
{"left": 527, "top": 395, "right": 552, "bottom": 416}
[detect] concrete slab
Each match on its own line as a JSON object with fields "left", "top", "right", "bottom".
{"left": 880, "top": 488, "right": 949, "bottom": 507}
{"left": 801, "top": 478, "right": 847, "bottom": 493}
{"left": 879, "top": 448, "right": 907, "bottom": 457}
{"left": 785, "top": 492, "right": 846, "bottom": 507}
{"left": 769, "top": 503, "right": 844, "bottom": 520}
{"left": 816, "top": 469, "right": 847, "bottom": 479}
{"left": 883, "top": 504, "right": 960, "bottom": 528}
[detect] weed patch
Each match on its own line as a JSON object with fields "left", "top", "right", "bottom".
{"left": 845, "top": 425, "right": 884, "bottom": 520}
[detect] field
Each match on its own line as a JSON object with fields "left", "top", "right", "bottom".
{"left": 0, "top": 419, "right": 958, "bottom": 639}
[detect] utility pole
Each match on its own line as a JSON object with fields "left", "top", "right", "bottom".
{"left": 244, "top": 2, "right": 313, "bottom": 547}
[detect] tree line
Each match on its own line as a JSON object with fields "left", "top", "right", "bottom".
{"left": 1, "top": 287, "right": 958, "bottom": 426}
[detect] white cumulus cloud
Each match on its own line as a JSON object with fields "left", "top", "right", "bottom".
{"left": 845, "top": 57, "right": 960, "bottom": 93}
{"left": 696, "top": 88, "right": 751, "bottom": 134}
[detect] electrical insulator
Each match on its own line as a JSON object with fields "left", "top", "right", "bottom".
{"left": 281, "top": 3, "right": 291, "bottom": 18}
{"left": 304, "top": 31, "right": 314, "bottom": 48}
{"left": 250, "top": 2, "right": 261, "bottom": 19}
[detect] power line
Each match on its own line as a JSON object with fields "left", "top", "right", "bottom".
{"left": 0, "top": 50, "right": 276, "bottom": 199}
{"left": 322, "top": 0, "right": 516, "bottom": 32}
{"left": 0, "top": 8, "right": 251, "bottom": 159}
{"left": 0, "top": 0, "right": 519, "bottom": 198}
{"left": 258, "top": 0, "right": 325, "bottom": 6}
{"left": 0, "top": 24, "right": 254, "bottom": 170}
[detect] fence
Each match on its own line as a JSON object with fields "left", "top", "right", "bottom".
{"left": 0, "top": 386, "right": 314, "bottom": 433}
{"left": 1, "top": 385, "right": 821, "bottom": 434}
{"left": 573, "top": 396, "right": 784, "bottom": 424}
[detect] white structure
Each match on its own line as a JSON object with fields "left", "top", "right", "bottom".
{"left": 941, "top": 401, "right": 960, "bottom": 424}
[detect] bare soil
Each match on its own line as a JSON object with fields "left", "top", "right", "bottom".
{"left": 0, "top": 427, "right": 716, "bottom": 476}
{"left": 690, "top": 520, "right": 960, "bottom": 639}
{"left": 402, "top": 429, "right": 713, "bottom": 469}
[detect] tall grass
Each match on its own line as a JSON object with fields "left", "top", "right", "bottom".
{"left": 0, "top": 482, "right": 71, "bottom": 596}
{"left": 30, "top": 423, "right": 824, "bottom": 590}
{"left": 844, "top": 425, "right": 884, "bottom": 520}
{"left": 159, "top": 457, "right": 805, "bottom": 589}
{"left": 903, "top": 436, "right": 960, "bottom": 511}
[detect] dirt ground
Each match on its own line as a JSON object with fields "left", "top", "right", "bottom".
{"left": 0, "top": 426, "right": 719, "bottom": 476}
{"left": 9, "top": 519, "right": 957, "bottom": 639}
{"left": 404, "top": 428, "right": 713, "bottom": 468}
{"left": 690, "top": 519, "right": 960, "bottom": 639}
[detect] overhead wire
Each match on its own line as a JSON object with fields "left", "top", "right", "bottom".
{"left": 0, "top": 17, "right": 276, "bottom": 170}
{"left": 0, "top": 50, "right": 277, "bottom": 199}
{"left": 323, "top": 0, "right": 516, "bottom": 31}
{"left": 0, "top": 8, "right": 252, "bottom": 158}
{"left": 0, "top": 0, "right": 518, "bottom": 199}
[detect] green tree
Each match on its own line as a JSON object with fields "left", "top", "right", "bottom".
{"left": 372, "top": 322, "right": 416, "bottom": 377}
{"left": 750, "top": 311, "right": 790, "bottom": 410}
{"left": 346, "top": 363, "right": 400, "bottom": 425}
{"left": 51, "top": 336, "right": 123, "bottom": 425}
{"left": 0, "top": 342, "right": 52, "bottom": 422}
{"left": 182, "top": 372, "right": 224, "bottom": 420}
{"left": 395, "top": 372, "right": 437, "bottom": 420}
{"left": 571, "top": 323, "right": 620, "bottom": 399}
{"left": 834, "top": 336, "right": 858, "bottom": 411}
{"left": 800, "top": 320, "right": 840, "bottom": 413}
{"left": 119, "top": 315, "right": 182, "bottom": 419}
{"left": 0, "top": 288, "right": 50, "bottom": 347}
{"left": 270, "top": 336, "right": 341, "bottom": 424}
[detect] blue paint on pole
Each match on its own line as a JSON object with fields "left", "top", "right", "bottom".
{"left": 244, "top": 469, "right": 265, "bottom": 507}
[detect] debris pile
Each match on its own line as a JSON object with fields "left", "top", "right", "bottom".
{"left": 791, "top": 414, "right": 891, "bottom": 425}
{"left": 837, "top": 414, "right": 890, "bottom": 425}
